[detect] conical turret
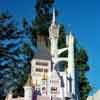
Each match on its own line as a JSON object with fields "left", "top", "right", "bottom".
{"left": 49, "top": 8, "right": 59, "bottom": 39}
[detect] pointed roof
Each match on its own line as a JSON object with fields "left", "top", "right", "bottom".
{"left": 52, "top": 8, "right": 56, "bottom": 25}
{"left": 49, "top": 8, "right": 60, "bottom": 38}
{"left": 25, "top": 74, "right": 32, "bottom": 86}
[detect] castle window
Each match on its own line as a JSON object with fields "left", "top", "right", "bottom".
{"left": 36, "top": 68, "right": 43, "bottom": 72}
{"left": 44, "top": 69, "right": 48, "bottom": 72}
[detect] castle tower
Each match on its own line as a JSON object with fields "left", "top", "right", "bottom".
{"left": 24, "top": 75, "right": 32, "bottom": 100}
{"left": 48, "top": 8, "right": 78, "bottom": 100}
{"left": 29, "top": 8, "right": 79, "bottom": 100}
{"left": 49, "top": 8, "right": 60, "bottom": 59}
{"left": 48, "top": 8, "right": 60, "bottom": 99}
{"left": 67, "top": 33, "right": 76, "bottom": 99}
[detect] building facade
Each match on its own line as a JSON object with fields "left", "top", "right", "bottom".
{"left": 5, "top": 9, "right": 79, "bottom": 100}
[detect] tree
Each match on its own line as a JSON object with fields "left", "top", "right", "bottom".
{"left": 30, "top": 0, "right": 57, "bottom": 47}
{"left": 75, "top": 48, "right": 92, "bottom": 100}
{"left": 34, "top": 0, "right": 55, "bottom": 35}
{"left": 0, "top": 11, "right": 36, "bottom": 99}
{"left": 58, "top": 24, "right": 66, "bottom": 49}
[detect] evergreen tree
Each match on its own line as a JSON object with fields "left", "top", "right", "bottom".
{"left": 0, "top": 11, "right": 36, "bottom": 99}
{"left": 58, "top": 24, "right": 66, "bottom": 49}
{"left": 34, "top": 0, "right": 55, "bottom": 35}
{"left": 30, "top": 0, "right": 57, "bottom": 47}
{"left": 75, "top": 48, "right": 91, "bottom": 100}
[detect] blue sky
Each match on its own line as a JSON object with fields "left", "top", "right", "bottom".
{"left": 0, "top": 0, "right": 100, "bottom": 94}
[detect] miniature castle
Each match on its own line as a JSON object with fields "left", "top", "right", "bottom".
{"left": 6, "top": 9, "right": 79, "bottom": 100}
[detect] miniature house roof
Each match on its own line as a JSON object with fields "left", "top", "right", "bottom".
{"left": 25, "top": 74, "right": 32, "bottom": 86}
{"left": 34, "top": 35, "right": 51, "bottom": 60}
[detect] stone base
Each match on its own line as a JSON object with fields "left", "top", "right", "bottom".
{"left": 33, "top": 96, "right": 62, "bottom": 100}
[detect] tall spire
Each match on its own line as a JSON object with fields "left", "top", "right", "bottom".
{"left": 52, "top": 8, "right": 56, "bottom": 24}
{"left": 49, "top": 8, "right": 59, "bottom": 39}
